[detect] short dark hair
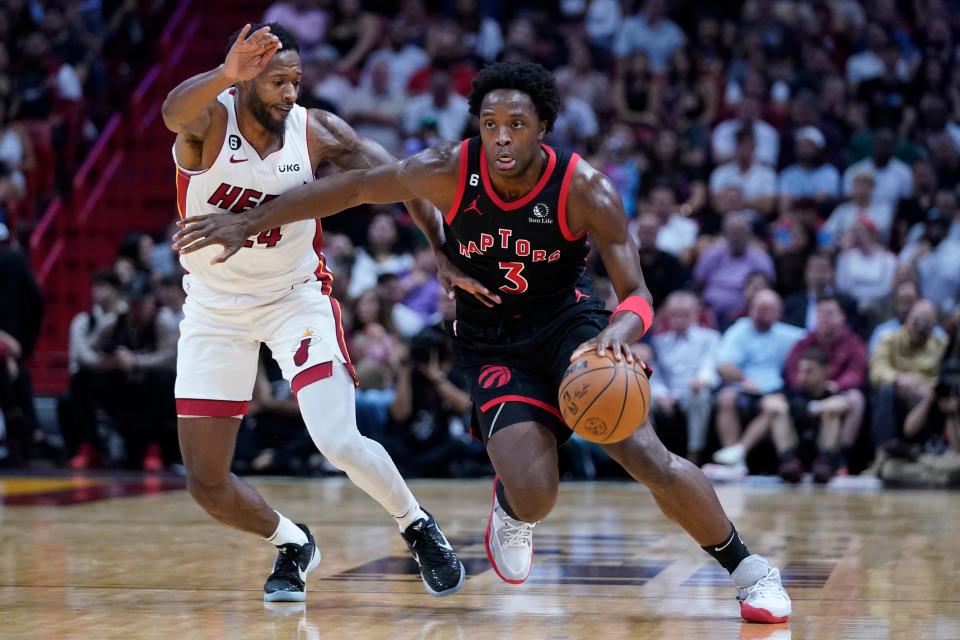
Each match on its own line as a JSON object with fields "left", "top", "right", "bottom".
{"left": 227, "top": 22, "right": 300, "bottom": 56}
{"left": 815, "top": 293, "right": 842, "bottom": 308}
{"left": 800, "top": 347, "right": 829, "bottom": 367}
{"left": 91, "top": 268, "right": 121, "bottom": 290}
{"left": 468, "top": 61, "right": 562, "bottom": 132}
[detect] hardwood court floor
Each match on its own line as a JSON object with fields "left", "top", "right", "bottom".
{"left": 1, "top": 476, "right": 958, "bottom": 640}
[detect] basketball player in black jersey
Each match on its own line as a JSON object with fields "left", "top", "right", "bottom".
{"left": 174, "top": 62, "right": 791, "bottom": 623}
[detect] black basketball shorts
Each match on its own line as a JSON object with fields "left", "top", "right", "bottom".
{"left": 456, "top": 309, "right": 609, "bottom": 446}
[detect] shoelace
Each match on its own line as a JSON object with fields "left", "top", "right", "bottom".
{"left": 742, "top": 568, "right": 788, "bottom": 601}
{"left": 412, "top": 524, "right": 455, "bottom": 565}
{"left": 501, "top": 517, "right": 535, "bottom": 548}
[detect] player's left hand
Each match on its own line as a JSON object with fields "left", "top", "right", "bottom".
{"left": 571, "top": 326, "right": 641, "bottom": 364}
{"left": 436, "top": 251, "right": 501, "bottom": 307}
{"left": 173, "top": 213, "right": 249, "bottom": 264}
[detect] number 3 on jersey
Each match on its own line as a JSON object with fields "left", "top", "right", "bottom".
{"left": 498, "top": 261, "right": 528, "bottom": 293}
{"left": 243, "top": 226, "right": 283, "bottom": 248}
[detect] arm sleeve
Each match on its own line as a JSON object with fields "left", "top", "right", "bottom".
{"left": 834, "top": 336, "right": 868, "bottom": 390}
{"left": 784, "top": 340, "right": 805, "bottom": 390}
{"left": 869, "top": 333, "right": 898, "bottom": 386}
{"left": 716, "top": 323, "right": 744, "bottom": 367}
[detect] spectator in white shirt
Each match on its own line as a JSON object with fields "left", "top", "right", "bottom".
{"left": 711, "top": 97, "right": 780, "bottom": 167}
{"left": 842, "top": 128, "right": 913, "bottom": 207}
{"left": 836, "top": 217, "right": 897, "bottom": 310}
{"left": 343, "top": 57, "right": 407, "bottom": 157}
{"left": 645, "top": 184, "right": 698, "bottom": 264}
{"left": 402, "top": 70, "right": 470, "bottom": 142}
{"left": 845, "top": 23, "right": 911, "bottom": 86}
{"left": 899, "top": 209, "right": 960, "bottom": 314}
{"left": 778, "top": 127, "right": 841, "bottom": 213}
{"left": 709, "top": 127, "right": 778, "bottom": 217}
{"left": 612, "top": 0, "right": 686, "bottom": 73}
{"left": 648, "top": 291, "right": 720, "bottom": 465}
{"left": 304, "top": 46, "right": 354, "bottom": 113}
{"left": 820, "top": 170, "right": 894, "bottom": 248}
{"left": 358, "top": 18, "right": 429, "bottom": 97}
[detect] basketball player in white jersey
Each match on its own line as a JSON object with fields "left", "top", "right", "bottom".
{"left": 161, "top": 22, "right": 465, "bottom": 601}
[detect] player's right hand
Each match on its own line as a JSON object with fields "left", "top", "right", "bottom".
{"left": 223, "top": 24, "right": 282, "bottom": 82}
{"left": 436, "top": 251, "right": 502, "bottom": 308}
{"left": 173, "top": 213, "right": 247, "bottom": 264}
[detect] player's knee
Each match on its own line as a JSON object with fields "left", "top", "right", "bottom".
{"left": 502, "top": 478, "right": 558, "bottom": 522}
{"left": 185, "top": 469, "right": 229, "bottom": 510}
{"left": 315, "top": 432, "right": 364, "bottom": 471}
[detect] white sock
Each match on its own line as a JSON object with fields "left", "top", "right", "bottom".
{"left": 396, "top": 506, "right": 428, "bottom": 531}
{"left": 265, "top": 511, "right": 308, "bottom": 547}
{"left": 296, "top": 365, "right": 420, "bottom": 523}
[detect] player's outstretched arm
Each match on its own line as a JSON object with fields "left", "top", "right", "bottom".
{"left": 566, "top": 162, "right": 654, "bottom": 364}
{"left": 312, "top": 110, "right": 447, "bottom": 255}
{"left": 172, "top": 145, "right": 450, "bottom": 263}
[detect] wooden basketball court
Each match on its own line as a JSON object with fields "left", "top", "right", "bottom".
{"left": 1, "top": 475, "right": 957, "bottom": 639}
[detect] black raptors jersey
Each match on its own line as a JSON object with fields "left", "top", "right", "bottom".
{"left": 442, "top": 137, "right": 592, "bottom": 319}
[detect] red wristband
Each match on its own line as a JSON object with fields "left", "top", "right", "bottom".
{"left": 610, "top": 295, "right": 654, "bottom": 336}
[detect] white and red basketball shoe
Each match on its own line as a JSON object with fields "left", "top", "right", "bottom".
{"left": 484, "top": 477, "right": 535, "bottom": 584}
{"left": 733, "top": 555, "right": 792, "bottom": 623}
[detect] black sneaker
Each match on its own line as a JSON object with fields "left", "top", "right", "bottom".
{"left": 263, "top": 523, "right": 321, "bottom": 602}
{"left": 401, "top": 510, "right": 465, "bottom": 597}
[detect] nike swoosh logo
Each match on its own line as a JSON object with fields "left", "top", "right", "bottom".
{"left": 298, "top": 563, "right": 307, "bottom": 583}
{"left": 230, "top": 155, "right": 248, "bottom": 164}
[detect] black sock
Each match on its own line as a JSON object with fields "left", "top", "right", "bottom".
{"left": 702, "top": 524, "right": 751, "bottom": 574}
{"left": 495, "top": 478, "right": 521, "bottom": 520}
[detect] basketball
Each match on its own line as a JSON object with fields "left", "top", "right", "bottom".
{"left": 558, "top": 352, "right": 650, "bottom": 444}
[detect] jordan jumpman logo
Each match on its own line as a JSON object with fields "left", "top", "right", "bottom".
{"left": 464, "top": 196, "right": 482, "bottom": 215}
{"left": 574, "top": 288, "right": 590, "bottom": 303}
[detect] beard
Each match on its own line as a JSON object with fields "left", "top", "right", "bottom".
{"left": 247, "top": 87, "right": 287, "bottom": 136}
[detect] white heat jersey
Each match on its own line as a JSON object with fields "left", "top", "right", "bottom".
{"left": 173, "top": 89, "right": 332, "bottom": 306}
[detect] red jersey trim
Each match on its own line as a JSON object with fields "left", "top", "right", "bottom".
{"left": 176, "top": 398, "right": 248, "bottom": 417}
{"left": 291, "top": 361, "right": 334, "bottom": 396}
{"left": 312, "top": 219, "right": 333, "bottom": 294}
{"left": 479, "top": 144, "right": 557, "bottom": 211}
{"left": 175, "top": 168, "right": 191, "bottom": 220}
{"left": 328, "top": 297, "right": 359, "bottom": 385}
{"left": 479, "top": 394, "right": 563, "bottom": 420}
{"left": 445, "top": 139, "right": 471, "bottom": 224}
{"left": 558, "top": 154, "right": 585, "bottom": 241}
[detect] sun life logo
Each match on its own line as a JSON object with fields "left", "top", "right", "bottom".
{"left": 529, "top": 202, "right": 553, "bottom": 224}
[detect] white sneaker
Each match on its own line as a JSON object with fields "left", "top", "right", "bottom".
{"left": 714, "top": 443, "right": 747, "bottom": 466}
{"left": 733, "top": 555, "right": 792, "bottom": 623}
{"left": 484, "top": 476, "right": 535, "bottom": 584}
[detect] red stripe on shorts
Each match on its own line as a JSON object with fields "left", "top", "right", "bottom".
{"left": 291, "top": 361, "right": 333, "bottom": 396}
{"left": 479, "top": 394, "right": 563, "bottom": 420}
{"left": 176, "top": 398, "right": 249, "bottom": 417}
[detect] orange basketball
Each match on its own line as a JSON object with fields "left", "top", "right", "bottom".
{"left": 558, "top": 351, "right": 650, "bottom": 444}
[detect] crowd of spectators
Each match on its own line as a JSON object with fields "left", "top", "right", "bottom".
{"left": 0, "top": 0, "right": 171, "bottom": 240}
{"left": 3, "top": 0, "right": 960, "bottom": 485}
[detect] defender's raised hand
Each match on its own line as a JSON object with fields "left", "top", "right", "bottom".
{"left": 436, "top": 251, "right": 502, "bottom": 308}
{"left": 223, "top": 24, "right": 281, "bottom": 82}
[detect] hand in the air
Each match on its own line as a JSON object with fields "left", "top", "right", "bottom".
{"left": 172, "top": 213, "right": 249, "bottom": 264}
{"left": 436, "top": 251, "right": 501, "bottom": 308}
{"left": 224, "top": 24, "right": 282, "bottom": 82}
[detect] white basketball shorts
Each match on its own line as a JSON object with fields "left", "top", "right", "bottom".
{"left": 174, "top": 281, "right": 355, "bottom": 418}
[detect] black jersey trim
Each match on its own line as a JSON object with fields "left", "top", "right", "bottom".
{"left": 445, "top": 139, "right": 471, "bottom": 224}
{"left": 479, "top": 144, "right": 557, "bottom": 211}
{"left": 558, "top": 154, "right": 586, "bottom": 241}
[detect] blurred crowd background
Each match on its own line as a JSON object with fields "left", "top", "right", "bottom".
{"left": 2, "top": 0, "right": 959, "bottom": 485}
